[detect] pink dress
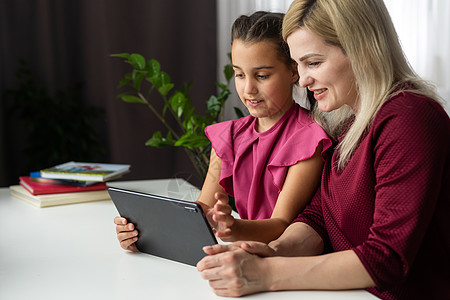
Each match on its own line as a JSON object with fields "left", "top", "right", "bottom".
{"left": 205, "top": 103, "right": 332, "bottom": 220}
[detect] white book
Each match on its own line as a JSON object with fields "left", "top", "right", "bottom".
{"left": 40, "top": 161, "right": 130, "bottom": 182}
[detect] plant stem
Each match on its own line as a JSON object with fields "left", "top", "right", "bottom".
{"left": 184, "top": 148, "right": 204, "bottom": 179}
{"left": 138, "top": 92, "right": 180, "bottom": 140}
{"left": 161, "top": 94, "right": 186, "bottom": 135}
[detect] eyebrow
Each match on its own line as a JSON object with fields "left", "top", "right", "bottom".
{"left": 299, "top": 53, "right": 324, "bottom": 62}
{"left": 232, "top": 65, "right": 275, "bottom": 70}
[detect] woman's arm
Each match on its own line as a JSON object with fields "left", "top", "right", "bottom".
{"left": 214, "top": 143, "right": 324, "bottom": 243}
{"left": 197, "top": 224, "right": 375, "bottom": 297}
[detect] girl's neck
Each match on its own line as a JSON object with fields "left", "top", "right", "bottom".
{"left": 255, "top": 101, "right": 294, "bottom": 133}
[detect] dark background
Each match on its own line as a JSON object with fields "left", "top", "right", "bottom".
{"left": 0, "top": 0, "right": 218, "bottom": 188}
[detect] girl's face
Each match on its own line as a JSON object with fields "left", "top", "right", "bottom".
{"left": 287, "top": 28, "right": 358, "bottom": 112}
{"left": 231, "top": 40, "right": 298, "bottom": 131}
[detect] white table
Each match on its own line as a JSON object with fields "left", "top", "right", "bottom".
{"left": 0, "top": 179, "right": 378, "bottom": 300}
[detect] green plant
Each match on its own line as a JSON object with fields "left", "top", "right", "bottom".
{"left": 5, "top": 60, "right": 105, "bottom": 173}
{"left": 111, "top": 53, "right": 242, "bottom": 179}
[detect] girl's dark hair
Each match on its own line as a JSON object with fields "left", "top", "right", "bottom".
{"left": 231, "top": 11, "right": 292, "bottom": 66}
{"left": 231, "top": 11, "right": 315, "bottom": 110}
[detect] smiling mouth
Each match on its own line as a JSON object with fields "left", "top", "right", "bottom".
{"left": 248, "top": 99, "right": 263, "bottom": 104}
{"left": 312, "top": 88, "right": 327, "bottom": 95}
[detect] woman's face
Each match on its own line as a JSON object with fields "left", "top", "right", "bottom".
{"left": 287, "top": 28, "right": 358, "bottom": 112}
{"left": 231, "top": 40, "right": 298, "bottom": 130}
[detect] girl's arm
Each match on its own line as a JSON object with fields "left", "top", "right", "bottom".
{"left": 196, "top": 148, "right": 226, "bottom": 207}
{"left": 195, "top": 148, "right": 228, "bottom": 227}
{"left": 214, "top": 143, "right": 324, "bottom": 243}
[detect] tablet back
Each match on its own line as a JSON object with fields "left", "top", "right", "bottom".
{"left": 108, "top": 187, "right": 217, "bottom": 266}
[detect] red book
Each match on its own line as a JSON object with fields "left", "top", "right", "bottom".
{"left": 19, "top": 176, "right": 107, "bottom": 195}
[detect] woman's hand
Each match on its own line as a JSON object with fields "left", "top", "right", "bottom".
{"left": 197, "top": 242, "right": 276, "bottom": 297}
{"left": 114, "top": 216, "right": 139, "bottom": 252}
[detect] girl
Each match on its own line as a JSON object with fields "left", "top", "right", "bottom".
{"left": 115, "top": 11, "right": 331, "bottom": 248}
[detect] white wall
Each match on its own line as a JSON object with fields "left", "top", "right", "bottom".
{"left": 217, "top": 0, "right": 450, "bottom": 118}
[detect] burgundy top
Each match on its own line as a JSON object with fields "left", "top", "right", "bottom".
{"left": 205, "top": 103, "right": 332, "bottom": 220}
{"left": 295, "top": 92, "right": 450, "bottom": 299}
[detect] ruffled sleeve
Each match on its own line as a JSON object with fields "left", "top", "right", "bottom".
{"left": 267, "top": 119, "right": 332, "bottom": 192}
{"left": 205, "top": 120, "right": 236, "bottom": 196}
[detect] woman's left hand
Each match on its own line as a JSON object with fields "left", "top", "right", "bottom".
{"left": 197, "top": 242, "right": 276, "bottom": 297}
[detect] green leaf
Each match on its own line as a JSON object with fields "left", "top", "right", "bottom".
{"left": 162, "top": 102, "right": 169, "bottom": 117}
{"left": 169, "top": 91, "right": 187, "bottom": 118}
{"left": 174, "top": 133, "right": 210, "bottom": 149}
{"left": 224, "top": 64, "right": 234, "bottom": 82}
{"left": 234, "top": 106, "right": 246, "bottom": 118}
{"left": 120, "top": 94, "right": 146, "bottom": 104}
{"left": 184, "top": 118, "right": 194, "bottom": 132}
{"left": 118, "top": 73, "right": 132, "bottom": 88}
{"left": 182, "top": 106, "right": 195, "bottom": 126}
{"left": 152, "top": 71, "right": 171, "bottom": 89}
{"left": 216, "top": 82, "right": 227, "bottom": 90}
{"left": 181, "top": 82, "right": 193, "bottom": 95}
{"left": 217, "top": 88, "right": 231, "bottom": 103}
{"left": 160, "top": 72, "right": 171, "bottom": 85}
{"left": 110, "top": 53, "right": 130, "bottom": 59}
{"left": 129, "top": 53, "right": 146, "bottom": 70}
{"left": 158, "top": 83, "right": 174, "bottom": 96}
{"left": 190, "top": 115, "right": 211, "bottom": 128}
{"left": 132, "top": 70, "right": 146, "bottom": 91}
{"left": 147, "top": 59, "right": 160, "bottom": 78}
{"left": 206, "top": 95, "right": 221, "bottom": 116}
{"left": 145, "top": 131, "right": 175, "bottom": 147}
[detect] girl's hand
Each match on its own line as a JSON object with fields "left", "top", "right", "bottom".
{"left": 211, "top": 192, "right": 236, "bottom": 241}
{"left": 114, "top": 216, "right": 139, "bottom": 252}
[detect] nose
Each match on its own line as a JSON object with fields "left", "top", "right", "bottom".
{"left": 244, "top": 78, "right": 257, "bottom": 94}
{"left": 298, "top": 73, "right": 313, "bottom": 88}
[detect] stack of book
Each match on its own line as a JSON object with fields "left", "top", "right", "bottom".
{"left": 10, "top": 161, "right": 131, "bottom": 207}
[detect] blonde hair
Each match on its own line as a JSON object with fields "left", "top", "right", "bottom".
{"left": 283, "top": 0, "right": 442, "bottom": 170}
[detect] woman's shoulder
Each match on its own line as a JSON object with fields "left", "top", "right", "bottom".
{"left": 382, "top": 90, "right": 444, "bottom": 114}
{"left": 372, "top": 91, "right": 450, "bottom": 138}
{"left": 377, "top": 91, "right": 448, "bottom": 124}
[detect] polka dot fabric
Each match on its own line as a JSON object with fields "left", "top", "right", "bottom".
{"left": 295, "top": 92, "right": 450, "bottom": 299}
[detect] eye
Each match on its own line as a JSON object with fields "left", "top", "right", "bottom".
{"left": 307, "top": 61, "right": 321, "bottom": 67}
{"left": 257, "top": 74, "right": 269, "bottom": 80}
{"left": 234, "top": 73, "right": 244, "bottom": 79}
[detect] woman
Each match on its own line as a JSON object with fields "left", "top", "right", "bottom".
{"left": 196, "top": 1, "right": 450, "bottom": 299}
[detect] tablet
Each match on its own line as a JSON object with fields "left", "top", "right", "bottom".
{"left": 108, "top": 187, "right": 217, "bottom": 266}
